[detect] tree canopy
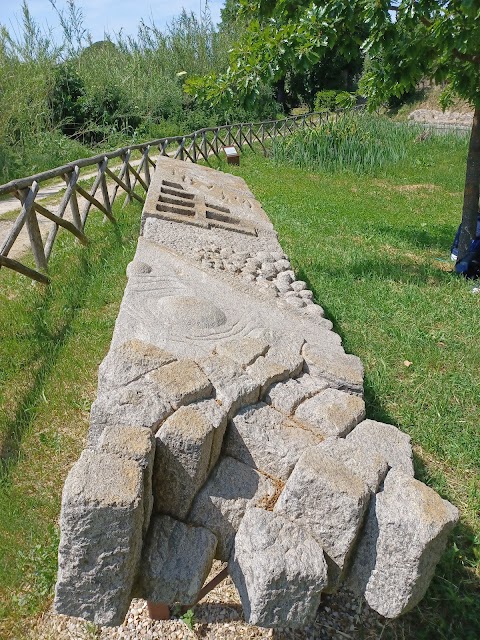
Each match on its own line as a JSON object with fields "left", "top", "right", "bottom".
{"left": 216, "top": 1, "right": 480, "bottom": 108}
{"left": 187, "top": 1, "right": 480, "bottom": 258}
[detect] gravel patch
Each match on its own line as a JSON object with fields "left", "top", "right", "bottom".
{"left": 31, "top": 562, "right": 386, "bottom": 639}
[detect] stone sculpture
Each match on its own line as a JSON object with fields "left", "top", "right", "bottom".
{"left": 54, "top": 156, "right": 458, "bottom": 629}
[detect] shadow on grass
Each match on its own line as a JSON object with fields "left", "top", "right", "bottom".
{"left": 0, "top": 256, "right": 89, "bottom": 482}
{"left": 297, "top": 266, "right": 480, "bottom": 639}
{"left": 299, "top": 253, "right": 453, "bottom": 288}
{"left": 0, "top": 223, "right": 125, "bottom": 484}
{"left": 372, "top": 222, "right": 457, "bottom": 254}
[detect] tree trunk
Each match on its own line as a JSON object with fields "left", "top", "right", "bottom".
{"left": 457, "top": 106, "right": 480, "bottom": 260}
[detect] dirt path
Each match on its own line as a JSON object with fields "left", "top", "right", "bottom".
{"left": 0, "top": 185, "right": 63, "bottom": 217}
{"left": 0, "top": 157, "right": 153, "bottom": 263}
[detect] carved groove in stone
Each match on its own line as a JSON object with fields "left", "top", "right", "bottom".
{"left": 148, "top": 179, "right": 258, "bottom": 236}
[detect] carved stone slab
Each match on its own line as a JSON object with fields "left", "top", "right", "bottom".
{"left": 112, "top": 237, "right": 340, "bottom": 361}
{"left": 54, "top": 156, "right": 458, "bottom": 629}
{"left": 145, "top": 177, "right": 258, "bottom": 236}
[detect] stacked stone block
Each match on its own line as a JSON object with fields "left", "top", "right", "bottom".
{"left": 55, "top": 157, "right": 458, "bottom": 629}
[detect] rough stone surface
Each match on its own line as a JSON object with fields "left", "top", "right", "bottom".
{"left": 215, "top": 374, "right": 261, "bottom": 419}
{"left": 230, "top": 508, "right": 328, "bottom": 628}
{"left": 346, "top": 418, "right": 415, "bottom": 476}
{"left": 294, "top": 388, "right": 366, "bottom": 438}
{"left": 153, "top": 405, "right": 215, "bottom": 519}
{"left": 246, "top": 357, "right": 290, "bottom": 395}
{"left": 348, "top": 469, "right": 459, "bottom": 618}
{"left": 97, "top": 426, "right": 155, "bottom": 535}
{"left": 266, "top": 375, "right": 329, "bottom": 415}
{"left": 188, "top": 456, "right": 277, "bottom": 561}
{"left": 97, "top": 339, "right": 175, "bottom": 394}
{"left": 408, "top": 108, "right": 472, "bottom": 129}
{"left": 55, "top": 156, "right": 457, "bottom": 628}
{"left": 250, "top": 329, "right": 305, "bottom": 378}
{"left": 313, "top": 437, "right": 388, "bottom": 494}
{"left": 148, "top": 359, "right": 213, "bottom": 408}
{"left": 88, "top": 377, "right": 173, "bottom": 446}
{"left": 111, "top": 239, "right": 341, "bottom": 363}
{"left": 216, "top": 336, "right": 269, "bottom": 367}
{"left": 274, "top": 446, "right": 370, "bottom": 589}
{"left": 224, "top": 403, "right": 321, "bottom": 481}
{"left": 138, "top": 515, "right": 217, "bottom": 605}
{"left": 302, "top": 342, "right": 364, "bottom": 395}
{"left": 190, "top": 398, "right": 228, "bottom": 472}
{"left": 199, "top": 353, "right": 243, "bottom": 389}
{"left": 54, "top": 450, "right": 145, "bottom": 626}
{"left": 264, "top": 343, "right": 304, "bottom": 378}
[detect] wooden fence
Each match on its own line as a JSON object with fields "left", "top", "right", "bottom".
{"left": 0, "top": 111, "right": 329, "bottom": 285}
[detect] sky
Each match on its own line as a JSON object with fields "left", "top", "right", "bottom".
{"left": 0, "top": 0, "right": 226, "bottom": 44}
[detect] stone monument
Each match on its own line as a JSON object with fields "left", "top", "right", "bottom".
{"left": 54, "top": 156, "right": 458, "bottom": 629}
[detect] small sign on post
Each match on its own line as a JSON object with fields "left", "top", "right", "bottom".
{"left": 223, "top": 146, "right": 240, "bottom": 165}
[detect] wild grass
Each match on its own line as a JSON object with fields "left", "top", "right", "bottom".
{"left": 0, "top": 196, "right": 142, "bottom": 638}
{"left": 0, "top": 1, "right": 276, "bottom": 183}
{"left": 272, "top": 111, "right": 468, "bottom": 175}
{"left": 218, "top": 135, "right": 479, "bottom": 639}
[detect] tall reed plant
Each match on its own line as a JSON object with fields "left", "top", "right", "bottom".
{"left": 0, "top": 1, "right": 277, "bottom": 183}
{"left": 272, "top": 112, "right": 424, "bottom": 174}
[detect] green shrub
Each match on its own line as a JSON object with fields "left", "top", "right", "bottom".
{"left": 314, "top": 90, "right": 339, "bottom": 112}
{"left": 0, "top": 4, "right": 278, "bottom": 181}
{"left": 314, "top": 89, "right": 357, "bottom": 112}
{"left": 20, "top": 131, "right": 91, "bottom": 174}
{"left": 0, "top": 146, "right": 21, "bottom": 183}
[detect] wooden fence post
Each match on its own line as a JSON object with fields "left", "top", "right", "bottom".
{"left": 192, "top": 133, "right": 198, "bottom": 163}
{"left": 201, "top": 132, "right": 208, "bottom": 161}
{"left": 65, "top": 167, "right": 82, "bottom": 231}
{"left": 122, "top": 150, "right": 134, "bottom": 208}
{"left": 99, "top": 157, "right": 112, "bottom": 219}
{"left": 144, "top": 146, "right": 152, "bottom": 187}
{"left": 22, "top": 186, "right": 48, "bottom": 273}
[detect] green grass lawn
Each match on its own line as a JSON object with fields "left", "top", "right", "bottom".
{"left": 0, "top": 198, "right": 142, "bottom": 639}
{"left": 216, "top": 134, "right": 479, "bottom": 639}
{"left": 0, "top": 126, "right": 478, "bottom": 639}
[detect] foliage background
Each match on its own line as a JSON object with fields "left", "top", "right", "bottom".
{"left": 0, "top": 0, "right": 279, "bottom": 183}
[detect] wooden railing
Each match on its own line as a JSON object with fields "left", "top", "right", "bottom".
{"left": 0, "top": 111, "right": 328, "bottom": 285}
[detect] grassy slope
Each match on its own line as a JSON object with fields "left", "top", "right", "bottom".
{"left": 0, "top": 199, "right": 142, "bottom": 639}
{"left": 0, "top": 131, "right": 478, "bottom": 639}
{"left": 219, "top": 138, "right": 479, "bottom": 639}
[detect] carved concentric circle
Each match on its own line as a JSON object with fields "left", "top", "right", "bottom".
{"left": 158, "top": 296, "right": 227, "bottom": 332}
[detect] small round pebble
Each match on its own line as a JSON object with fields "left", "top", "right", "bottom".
{"left": 291, "top": 280, "right": 307, "bottom": 292}
{"left": 259, "top": 264, "right": 277, "bottom": 280}
{"left": 274, "top": 259, "right": 291, "bottom": 271}
{"left": 276, "top": 271, "right": 294, "bottom": 285}
{"left": 299, "top": 289, "right": 313, "bottom": 300}
{"left": 274, "top": 283, "right": 292, "bottom": 294}
{"left": 286, "top": 297, "right": 306, "bottom": 308}
{"left": 256, "top": 251, "right": 275, "bottom": 263}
